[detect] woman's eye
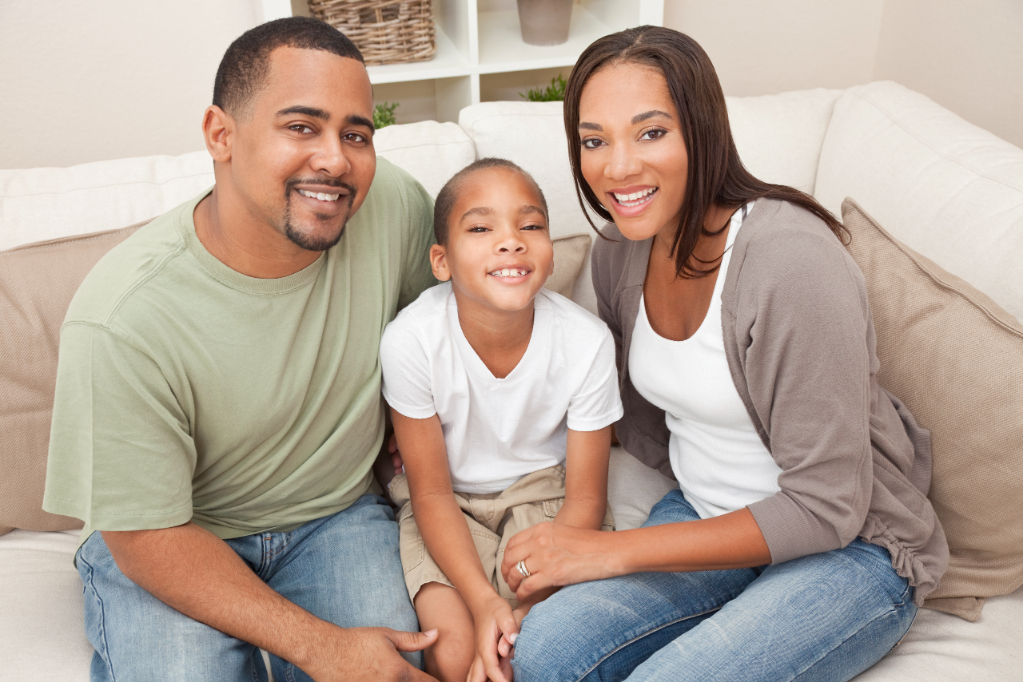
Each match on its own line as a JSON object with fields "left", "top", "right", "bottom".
{"left": 640, "top": 128, "right": 666, "bottom": 141}
{"left": 581, "top": 138, "right": 603, "bottom": 150}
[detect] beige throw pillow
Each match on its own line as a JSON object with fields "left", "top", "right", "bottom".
{"left": 543, "top": 233, "right": 592, "bottom": 302}
{"left": 0, "top": 221, "right": 150, "bottom": 536}
{"left": 841, "top": 198, "right": 1023, "bottom": 621}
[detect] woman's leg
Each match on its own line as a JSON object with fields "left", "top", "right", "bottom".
{"left": 624, "top": 539, "right": 917, "bottom": 682}
{"left": 512, "top": 490, "right": 760, "bottom": 682}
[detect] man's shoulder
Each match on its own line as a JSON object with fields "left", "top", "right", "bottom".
{"left": 65, "top": 194, "right": 200, "bottom": 329}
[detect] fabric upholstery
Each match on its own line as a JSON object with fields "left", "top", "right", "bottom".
{"left": 816, "top": 82, "right": 1023, "bottom": 322}
{"left": 0, "top": 222, "right": 148, "bottom": 535}
{"left": 373, "top": 120, "right": 476, "bottom": 198}
{"left": 842, "top": 198, "right": 1023, "bottom": 620}
{"left": 544, "top": 233, "right": 591, "bottom": 301}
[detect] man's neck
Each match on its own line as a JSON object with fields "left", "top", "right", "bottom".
{"left": 455, "top": 294, "right": 535, "bottom": 380}
{"left": 193, "top": 189, "right": 322, "bottom": 279}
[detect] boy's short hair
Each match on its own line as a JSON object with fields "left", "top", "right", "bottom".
{"left": 433, "top": 158, "right": 549, "bottom": 245}
{"left": 214, "top": 17, "right": 364, "bottom": 119}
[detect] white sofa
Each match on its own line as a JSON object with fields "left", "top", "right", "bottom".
{"left": 2, "top": 81, "right": 1021, "bottom": 681}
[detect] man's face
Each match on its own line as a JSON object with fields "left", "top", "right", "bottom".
{"left": 227, "top": 46, "right": 376, "bottom": 252}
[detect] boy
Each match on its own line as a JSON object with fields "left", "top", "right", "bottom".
{"left": 379, "top": 158, "right": 622, "bottom": 682}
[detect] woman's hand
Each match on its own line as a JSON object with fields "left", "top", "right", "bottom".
{"left": 467, "top": 594, "right": 519, "bottom": 682}
{"left": 501, "top": 523, "right": 618, "bottom": 600}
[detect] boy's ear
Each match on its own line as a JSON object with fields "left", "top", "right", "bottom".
{"left": 429, "top": 244, "right": 451, "bottom": 282}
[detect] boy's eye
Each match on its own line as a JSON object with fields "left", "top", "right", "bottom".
{"left": 468, "top": 226, "right": 489, "bottom": 233}
{"left": 522, "top": 223, "right": 545, "bottom": 231}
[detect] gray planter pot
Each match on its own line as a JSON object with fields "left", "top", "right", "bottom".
{"left": 517, "top": 0, "right": 574, "bottom": 46}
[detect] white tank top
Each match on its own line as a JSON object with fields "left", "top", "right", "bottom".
{"left": 629, "top": 203, "right": 782, "bottom": 519}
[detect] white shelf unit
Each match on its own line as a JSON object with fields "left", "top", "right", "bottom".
{"left": 262, "top": 0, "right": 663, "bottom": 123}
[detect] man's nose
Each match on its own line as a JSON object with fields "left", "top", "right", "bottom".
{"left": 312, "top": 134, "right": 352, "bottom": 177}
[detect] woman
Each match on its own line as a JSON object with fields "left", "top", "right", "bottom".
{"left": 501, "top": 27, "right": 948, "bottom": 682}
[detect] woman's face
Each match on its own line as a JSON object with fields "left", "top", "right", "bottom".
{"left": 577, "top": 62, "right": 689, "bottom": 243}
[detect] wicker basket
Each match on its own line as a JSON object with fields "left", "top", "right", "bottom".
{"left": 308, "top": 0, "right": 436, "bottom": 66}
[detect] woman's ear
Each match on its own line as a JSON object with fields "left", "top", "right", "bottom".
{"left": 430, "top": 244, "right": 451, "bottom": 281}
{"left": 202, "top": 105, "right": 234, "bottom": 163}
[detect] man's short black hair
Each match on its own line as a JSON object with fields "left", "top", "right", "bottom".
{"left": 433, "top": 158, "right": 548, "bottom": 245}
{"left": 213, "top": 17, "right": 364, "bottom": 118}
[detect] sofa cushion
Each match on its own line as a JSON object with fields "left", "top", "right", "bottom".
{"left": 544, "top": 233, "right": 591, "bottom": 301}
{"left": 373, "top": 120, "right": 476, "bottom": 198}
{"left": 0, "top": 222, "right": 148, "bottom": 535}
{"left": 816, "top": 81, "right": 1023, "bottom": 322}
{"left": 842, "top": 198, "right": 1023, "bottom": 620}
{"left": 0, "top": 151, "right": 213, "bottom": 252}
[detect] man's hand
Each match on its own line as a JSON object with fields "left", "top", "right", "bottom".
{"left": 467, "top": 594, "right": 519, "bottom": 682}
{"left": 302, "top": 626, "right": 438, "bottom": 682}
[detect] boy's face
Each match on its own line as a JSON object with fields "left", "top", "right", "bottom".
{"left": 431, "top": 167, "right": 554, "bottom": 317}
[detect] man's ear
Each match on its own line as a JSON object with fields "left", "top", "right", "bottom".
{"left": 202, "top": 105, "right": 234, "bottom": 163}
{"left": 429, "top": 244, "right": 451, "bottom": 282}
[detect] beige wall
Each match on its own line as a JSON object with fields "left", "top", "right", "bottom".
{"left": 873, "top": 0, "right": 1023, "bottom": 149}
{"left": 662, "top": 0, "right": 1023, "bottom": 149}
{"left": 0, "top": 0, "right": 259, "bottom": 170}
{"left": 663, "top": 0, "right": 885, "bottom": 96}
{"left": 1, "top": 1, "right": 1020, "bottom": 170}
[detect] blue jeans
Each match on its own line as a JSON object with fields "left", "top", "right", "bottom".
{"left": 513, "top": 490, "right": 917, "bottom": 682}
{"left": 76, "top": 494, "right": 420, "bottom": 682}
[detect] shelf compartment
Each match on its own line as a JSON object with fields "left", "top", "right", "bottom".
{"left": 476, "top": 6, "right": 615, "bottom": 73}
{"left": 367, "top": 22, "right": 470, "bottom": 83}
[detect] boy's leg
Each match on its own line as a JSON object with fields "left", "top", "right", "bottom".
{"left": 258, "top": 494, "right": 421, "bottom": 682}
{"left": 414, "top": 582, "right": 476, "bottom": 682}
{"left": 76, "top": 531, "right": 265, "bottom": 682}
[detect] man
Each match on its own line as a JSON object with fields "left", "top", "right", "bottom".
{"left": 43, "top": 17, "right": 438, "bottom": 682}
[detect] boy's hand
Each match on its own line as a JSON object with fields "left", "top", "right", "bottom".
{"left": 467, "top": 595, "right": 519, "bottom": 682}
{"left": 496, "top": 604, "right": 528, "bottom": 658}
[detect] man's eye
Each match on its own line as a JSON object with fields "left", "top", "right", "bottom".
{"left": 290, "top": 124, "right": 314, "bottom": 134}
{"left": 344, "top": 132, "right": 369, "bottom": 144}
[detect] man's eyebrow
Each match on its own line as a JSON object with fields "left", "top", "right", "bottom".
{"left": 632, "top": 110, "right": 673, "bottom": 124}
{"left": 276, "top": 105, "right": 330, "bottom": 120}
{"left": 345, "top": 114, "right": 375, "bottom": 131}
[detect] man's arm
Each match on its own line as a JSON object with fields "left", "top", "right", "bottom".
{"left": 102, "top": 523, "right": 437, "bottom": 682}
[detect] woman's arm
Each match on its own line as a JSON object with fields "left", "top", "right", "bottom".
{"left": 389, "top": 409, "right": 518, "bottom": 682}
{"left": 502, "top": 507, "right": 771, "bottom": 600}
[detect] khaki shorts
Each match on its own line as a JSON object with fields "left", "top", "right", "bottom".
{"left": 389, "top": 465, "right": 614, "bottom": 607}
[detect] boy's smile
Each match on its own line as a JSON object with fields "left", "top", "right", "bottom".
{"left": 430, "top": 166, "right": 554, "bottom": 320}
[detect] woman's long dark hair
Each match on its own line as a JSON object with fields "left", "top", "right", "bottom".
{"left": 564, "top": 26, "right": 848, "bottom": 279}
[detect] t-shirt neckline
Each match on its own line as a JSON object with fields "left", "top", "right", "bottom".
{"left": 180, "top": 188, "right": 326, "bottom": 296}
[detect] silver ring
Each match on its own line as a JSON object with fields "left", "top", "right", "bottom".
{"left": 516, "top": 560, "right": 531, "bottom": 578}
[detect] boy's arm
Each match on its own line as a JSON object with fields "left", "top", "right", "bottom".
{"left": 390, "top": 409, "right": 518, "bottom": 682}
{"left": 555, "top": 425, "right": 613, "bottom": 530}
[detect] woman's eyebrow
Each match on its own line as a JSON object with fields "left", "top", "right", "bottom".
{"left": 632, "top": 110, "right": 673, "bottom": 124}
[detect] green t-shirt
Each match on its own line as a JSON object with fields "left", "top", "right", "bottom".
{"left": 43, "top": 158, "right": 436, "bottom": 544}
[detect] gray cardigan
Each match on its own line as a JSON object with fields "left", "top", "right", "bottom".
{"left": 592, "top": 199, "right": 948, "bottom": 604}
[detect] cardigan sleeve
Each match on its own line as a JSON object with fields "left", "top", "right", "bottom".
{"left": 736, "top": 228, "right": 877, "bottom": 563}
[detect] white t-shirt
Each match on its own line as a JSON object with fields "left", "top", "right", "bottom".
{"left": 381, "top": 283, "right": 623, "bottom": 494}
{"left": 629, "top": 202, "right": 783, "bottom": 519}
